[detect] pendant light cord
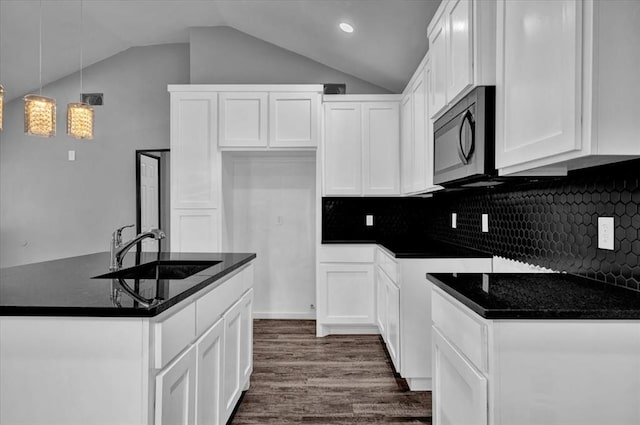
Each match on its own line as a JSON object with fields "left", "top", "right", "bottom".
{"left": 39, "top": 0, "right": 42, "bottom": 96}
{"left": 80, "top": 0, "right": 84, "bottom": 102}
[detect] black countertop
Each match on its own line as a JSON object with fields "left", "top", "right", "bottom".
{"left": 0, "top": 252, "right": 256, "bottom": 317}
{"left": 322, "top": 239, "right": 492, "bottom": 259}
{"left": 428, "top": 272, "right": 640, "bottom": 320}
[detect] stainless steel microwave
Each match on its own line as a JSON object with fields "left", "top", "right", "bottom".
{"left": 433, "top": 86, "right": 497, "bottom": 187}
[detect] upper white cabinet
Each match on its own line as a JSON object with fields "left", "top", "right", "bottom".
{"left": 495, "top": 0, "right": 640, "bottom": 175}
{"left": 269, "top": 92, "right": 319, "bottom": 148}
{"left": 218, "top": 87, "right": 321, "bottom": 150}
{"left": 427, "top": 0, "right": 496, "bottom": 119}
{"left": 219, "top": 92, "right": 268, "bottom": 148}
{"left": 400, "top": 54, "right": 441, "bottom": 195}
{"left": 169, "top": 90, "right": 221, "bottom": 252}
{"left": 323, "top": 95, "right": 401, "bottom": 196}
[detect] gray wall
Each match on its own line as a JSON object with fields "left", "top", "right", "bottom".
{"left": 0, "top": 43, "right": 189, "bottom": 267}
{"left": 190, "top": 26, "right": 391, "bottom": 94}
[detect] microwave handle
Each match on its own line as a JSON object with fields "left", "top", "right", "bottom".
{"left": 457, "top": 110, "right": 475, "bottom": 165}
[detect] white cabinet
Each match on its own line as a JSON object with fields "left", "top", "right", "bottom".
{"left": 375, "top": 247, "right": 401, "bottom": 372}
{"left": 362, "top": 102, "right": 400, "bottom": 195}
{"left": 222, "top": 298, "right": 243, "bottom": 420}
{"left": 323, "top": 102, "right": 362, "bottom": 195}
{"left": 269, "top": 92, "right": 319, "bottom": 148}
{"left": 430, "top": 281, "right": 640, "bottom": 425}
{"left": 240, "top": 289, "right": 254, "bottom": 386}
{"left": 495, "top": 0, "right": 640, "bottom": 175}
{"left": 400, "top": 56, "right": 441, "bottom": 195}
{"left": 432, "top": 327, "right": 488, "bottom": 425}
{"left": 155, "top": 345, "right": 197, "bottom": 425}
{"left": 169, "top": 90, "right": 221, "bottom": 252}
{"left": 219, "top": 90, "right": 321, "bottom": 149}
{"left": 219, "top": 92, "right": 268, "bottom": 148}
{"left": 195, "top": 318, "right": 225, "bottom": 425}
{"left": 427, "top": 0, "right": 495, "bottom": 119}
{"left": 323, "top": 96, "right": 401, "bottom": 196}
{"left": 316, "top": 245, "right": 377, "bottom": 336}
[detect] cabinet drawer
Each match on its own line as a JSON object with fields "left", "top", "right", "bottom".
{"left": 319, "top": 245, "right": 376, "bottom": 263}
{"left": 431, "top": 285, "right": 488, "bottom": 372}
{"left": 196, "top": 270, "right": 244, "bottom": 337}
{"left": 154, "top": 302, "right": 196, "bottom": 369}
{"left": 376, "top": 247, "right": 399, "bottom": 283}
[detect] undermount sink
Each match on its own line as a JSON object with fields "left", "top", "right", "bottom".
{"left": 93, "top": 260, "right": 221, "bottom": 280}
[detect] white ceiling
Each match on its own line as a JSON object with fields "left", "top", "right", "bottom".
{"left": 0, "top": 0, "right": 440, "bottom": 101}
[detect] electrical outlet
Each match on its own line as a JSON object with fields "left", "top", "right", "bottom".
{"left": 366, "top": 215, "right": 374, "bottom": 226}
{"left": 451, "top": 213, "right": 457, "bottom": 228}
{"left": 482, "top": 214, "right": 489, "bottom": 232}
{"left": 310, "top": 304, "right": 316, "bottom": 310}
{"left": 598, "top": 217, "right": 614, "bottom": 250}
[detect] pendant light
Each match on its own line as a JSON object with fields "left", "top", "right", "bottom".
{"left": 67, "top": 0, "right": 93, "bottom": 139}
{"left": 24, "top": 0, "right": 56, "bottom": 137}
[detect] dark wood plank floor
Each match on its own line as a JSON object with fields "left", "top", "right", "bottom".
{"left": 230, "top": 319, "right": 432, "bottom": 424}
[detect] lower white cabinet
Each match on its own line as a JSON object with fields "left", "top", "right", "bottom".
{"left": 240, "top": 290, "right": 254, "bottom": 384}
{"left": 375, "top": 248, "right": 401, "bottom": 372}
{"left": 223, "top": 298, "right": 244, "bottom": 420}
{"left": 195, "top": 318, "right": 225, "bottom": 425}
{"left": 316, "top": 245, "right": 377, "bottom": 336}
{"left": 433, "top": 327, "right": 487, "bottom": 425}
{"left": 431, "top": 281, "right": 640, "bottom": 425}
{"left": 155, "top": 345, "right": 198, "bottom": 425}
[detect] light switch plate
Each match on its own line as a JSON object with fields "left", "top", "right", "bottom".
{"left": 598, "top": 217, "right": 614, "bottom": 250}
{"left": 481, "top": 214, "right": 489, "bottom": 233}
{"left": 451, "top": 213, "right": 457, "bottom": 229}
{"left": 366, "top": 215, "right": 374, "bottom": 226}
{"left": 68, "top": 150, "right": 76, "bottom": 161}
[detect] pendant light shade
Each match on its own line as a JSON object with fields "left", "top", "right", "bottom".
{"left": 67, "top": 0, "right": 93, "bottom": 140}
{"left": 25, "top": 0, "right": 56, "bottom": 137}
{"left": 67, "top": 102, "right": 93, "bottom": 139}
{"left": 24, "top": 94, "right": 56, "bottom": 137}
{"left": 0, "top": 85, "right": 4, "bottom": 130}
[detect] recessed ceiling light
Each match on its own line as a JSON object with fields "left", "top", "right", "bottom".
{"left": 339, "top": 22, "right": 354, "bottom": 34}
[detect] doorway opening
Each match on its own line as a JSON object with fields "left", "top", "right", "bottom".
{"left": 136, "top": 149, "right": 170, "bottom": 251}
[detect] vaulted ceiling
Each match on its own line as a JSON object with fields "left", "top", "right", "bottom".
{"left": 0, "top": 0, "right": 440, "bottom": 101}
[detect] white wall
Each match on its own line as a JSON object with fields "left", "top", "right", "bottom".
{"left": 223, "top": 152, "right": 316, "bottom": 318}
{"left": 0, "top": 44, "right": 189, "bottom": 267}
{"left": 190, "top": 26, "right": 391, "bottom": 94}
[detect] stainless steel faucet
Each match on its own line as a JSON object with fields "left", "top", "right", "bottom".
{"left": 109, "top": 225, "right": 165, "bottom": 271}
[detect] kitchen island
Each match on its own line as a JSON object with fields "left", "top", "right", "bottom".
{"left": 427, "top": 272, "right": 640, "bottom": 425}
{"left": 0, "top": 251, "right": 256, "bottom": 425}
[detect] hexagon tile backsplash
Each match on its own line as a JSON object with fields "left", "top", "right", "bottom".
{"left": 323, "top": 158, "right": 640, "bottom": 292}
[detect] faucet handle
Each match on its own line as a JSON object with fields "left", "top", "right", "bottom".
{"left": 114, "top": 224, "right": 135, "bottom": 245}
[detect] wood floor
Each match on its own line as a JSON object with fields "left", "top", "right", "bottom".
{"left": 230, "top": 320, "right": 432, "bottom": 424}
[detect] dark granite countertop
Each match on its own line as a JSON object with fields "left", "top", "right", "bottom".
{"left": 427, "top": 272, "right": 640, "bottom": 320}
{"left": 0, "top": 252, "right": 256, "bottom": 317}
{"left": 322, "top": 239, "right": 492, "bottom": 259}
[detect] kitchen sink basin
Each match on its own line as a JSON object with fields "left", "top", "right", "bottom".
{"left": 93, "top": 260, "right": 221, "bottom": 280}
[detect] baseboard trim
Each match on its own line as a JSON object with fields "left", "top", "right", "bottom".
{"left": 405, "top": 377, "right": 432, "bottom": 391}
{"left": 316, "top": 324, "right": 380, "bottom": 337}
{"left": 253, "top": 312, "right": 316, "bottom": 320}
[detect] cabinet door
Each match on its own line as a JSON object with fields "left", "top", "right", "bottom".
{"left": 222, "top": 299, "right": 243, "bottom": 422}
{"left": 386, "top": 279, "right": 401, "bottom": 373}
{"left": 170, "top": 92, "right": 219, "bottom": 209}
{"left": 195, "top": 318, "right": 224, "bottom": 425}
{"left": 317, "top": 263, "right": 375, "bottom": 325}
{"left": 240, "top": 289, "right": 254, "bottom": 385}
{"left": 411, "top": 70, "right": 428, "bottom": 193}
{"left": 429, "top": 14, "right": 448, "bottom": 118}
{"left": 446, "top": 0, "right": 473, "bottom": 103}
{"left": 269, "top": 92, "right": 319, "bottom": 148}
{"left": 171, "top": 209, "right": 220, "bottom": 252}
{"left": 219, "top": 92, "right": 268, "bottom": 148}
{"left": 495, "top": 0, "right": 582, "bottom": 169}
{"left": 155, "top": 344, "right": 197, "bottom": 425}
{"left": 400, "top": 94, "right": 414, "bottom": 194}
{"left": 432, "top": 327, "right": 488, "bottom": 425}
{"left": 362, "top": 102, "right": 400, "bottom": 195}
{"left": 376, "top": 267, "right": 388, "bottom": 337}
{"left": 323, "top": 103, "right": 362, "bottom": 195}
